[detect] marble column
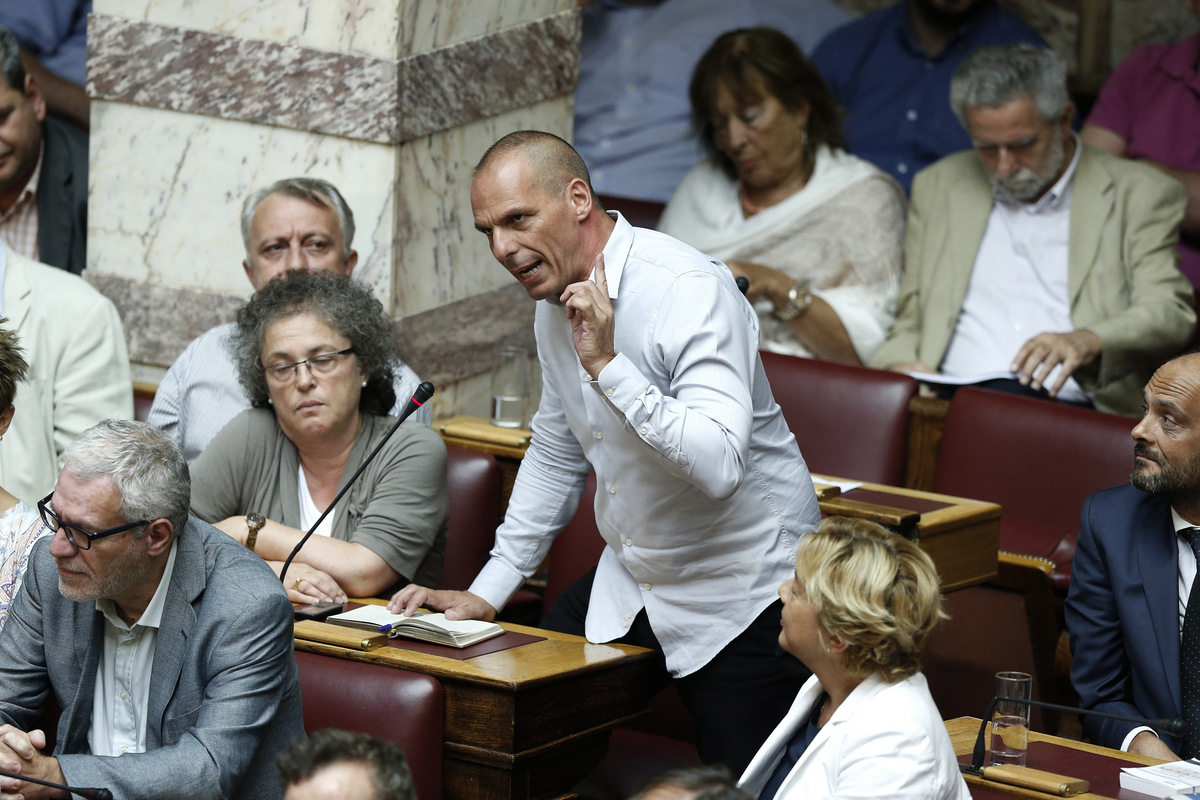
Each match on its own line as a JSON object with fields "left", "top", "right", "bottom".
{"left": 86, "top": 0, "right": 579, "bottom": 420}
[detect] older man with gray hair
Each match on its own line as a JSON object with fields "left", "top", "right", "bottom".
{"left": 0, "top": 419, "right": 304, "bottom": 800}
{"left": 148, "top": 177, "right": 427, "bottom": 463}
{"left": 870, "top": 44, "right": 1195, "bottom": 416}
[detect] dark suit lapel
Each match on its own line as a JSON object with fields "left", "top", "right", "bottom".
{"left": 146, "top": 528, "right": 203, "bottom": 748}
{"left": 1067, "top": 148, "right": 1113, "bottom": 306}
{"left": 1140, "top": 498, "right": 1183, "bottom": 716}
{"left": 35, "top": 119, "right": 73, "bottom": 271}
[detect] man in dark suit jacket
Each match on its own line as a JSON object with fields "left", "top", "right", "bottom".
{"left": 0, "top": 420, "right": 304, "bottom": 800}
{"left": 1066, "top": 352, "right": 1200, "bottom": 760}
{"left": 0, "top": 25, "right": 87, "bottom": 275}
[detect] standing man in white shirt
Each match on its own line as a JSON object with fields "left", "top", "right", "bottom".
{"left": 391, "top": 131, "right": 820, "bottom": 775}
{"left": 147, "top": 177, "right": 427, "bottom": 463}
{"left": 870, "top": 44, "right": 1195, "bottom": 416}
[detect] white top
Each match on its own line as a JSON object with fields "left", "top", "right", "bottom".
{"left": 940, "top": 138, "right": 1087, "bottom": 402}
{"left": 659, "top": 148, "right": 904, "bottom": 363}
{"left": 739, "top": 672, "right": 971, "bottom": 800}
{"left": 469, "top": 213, "right": 820, "bottom": 676}
{"left": 90, "top": 540, "right": 179, "bottom": 757}
{"left": 298, "top": 463, "right": 335, "bottom": 539}
{"left": 148, "top": 322, "right": 429, "bottom": 464}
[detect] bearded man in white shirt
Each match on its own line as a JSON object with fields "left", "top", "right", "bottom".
{"left": 391, "top": 130, "right": 821, "bottom": 775}
{"left": 870, "top": 44, "right": 1195, "bottom": 416}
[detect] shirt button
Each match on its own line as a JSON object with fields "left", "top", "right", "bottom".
{"left": 609, "top": 485, "right": 617, "bottom": 494}
{"left": 595, "top": 431, "right": 604, "bottom": 440}
{"left": 897, "top": 163, "right": 909, "bottom": 174}
{"left": 906, "top": 109, "right": 918, "bottom": 121}
{"left": 626, "top": 611, "right": 633, "bottom": 619}
{"left": 605, "top": 387, "right": 614, "bottom": 397}
{"left": 625, "top": 537, "right": 633, "bottom": 546}
{"left": 121, "top": 746, "right": 129, "bottom": 753}
{"left": 601, "top": 138, "right": 612, "bottom": 150}
{"left": 639, "top": 426, "right": 647, "bottom": 435}
{"left": 120, "top": 691, "right": 128, "bottom": 700}
{"left": 643, "top": 583, "right": 652, "bottom": 591}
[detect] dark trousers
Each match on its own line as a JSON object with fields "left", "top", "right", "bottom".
{"left": 541, "top": 566, "right": 811, "bottom": 777}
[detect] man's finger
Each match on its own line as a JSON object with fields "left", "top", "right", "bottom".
{"left": 592, "top": 253, "right": 607, "bottom": 292}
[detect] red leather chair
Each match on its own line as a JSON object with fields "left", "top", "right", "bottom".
{"left": 923, "top": 387, "right": 1135, "bottom": 733}
{"left": 295, "top": 651, "right": 443, "bottom": 800}
{"left": 931, "top": 387, "right": 1134, "bottom": 593}
{"left": 759, "top": 352, "right": 918, "bottom": 486}
{"left": 439, "top": 445, "right": 502, "bottom": 591}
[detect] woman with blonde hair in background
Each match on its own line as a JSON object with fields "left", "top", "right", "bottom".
{"left": 739, "top": 516, "right": 969, "bottom": 799}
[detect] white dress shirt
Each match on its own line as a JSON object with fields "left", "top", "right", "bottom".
{"left": 940, "top": 137, "right": 1088, "bottom": 402}
{"left": 90, "top": 540, "right": 179, "bottom": 757}
{"left": 469, "top": 213, "right": 820, "bottom": 676}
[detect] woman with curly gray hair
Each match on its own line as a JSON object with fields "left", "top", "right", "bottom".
{"left": 189, "top": 271, "right": 447, "bottom": 604}
{"left": 738, "top": 517, "right": 969, "bottom": 800}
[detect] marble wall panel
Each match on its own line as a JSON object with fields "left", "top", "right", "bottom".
{"left": 89, "top": 100, "right": 396, "bottom": 302}
{"left": 398, "top": 0, "right": 574, "bottom": 57}
{"left": 95, "top": 0, "right": 402, "bottom": 59}
{"left": 393, "top": 94, "right": 573, "bottom": 317}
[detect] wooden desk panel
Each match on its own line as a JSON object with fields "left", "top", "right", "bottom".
{"left": 946, "top": 717, "right": 1162, "bottom": 800}
{"left": 295, "top": 619, "right": 654, "bottom": 800}
{"left": 816, "top": 478, "right": 1001, "bottom": 591}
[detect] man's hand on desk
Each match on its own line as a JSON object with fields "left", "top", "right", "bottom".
{"left": 387, "top": 586, "right": 497, "bottom": 622}
{"left": 1128, "top": 730, "right": 1181, "bottom": 761}
{"left": 0, "top": 725, "right": 65, "bottom": 799}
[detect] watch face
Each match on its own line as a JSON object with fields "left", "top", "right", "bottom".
{"left": 246, "top": 512, "right": 266, "bottom": 530}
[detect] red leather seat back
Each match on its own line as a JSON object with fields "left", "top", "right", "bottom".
{"left": 295, "top": 651, "right": 443, "bottom": 800}
{"left": 543, "top": 473, "right": 605, "bottom": 613}
{"left": 439, "top": 446, "right": 502, "bottom": 591}
{"left": 933, "top": 387, "right": 1134, "bottom": 574}
{"left": 759, "top": 352, "right": 917, "bottom": 485}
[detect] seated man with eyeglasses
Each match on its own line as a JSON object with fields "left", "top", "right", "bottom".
{"left": 0, "top": 419, "right": 304, "bottom": 800}
{"left": 187, "top": 270, "right": 448, "bottom": 605}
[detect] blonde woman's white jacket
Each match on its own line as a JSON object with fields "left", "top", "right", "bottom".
{"left": 739, "top": 672, "right": 970, "bottom": 800}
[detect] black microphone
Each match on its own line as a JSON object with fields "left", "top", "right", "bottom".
{"left": 0, "top": 767, "right": 112, "bottom": 800}
{"left": 279, "top": 381, "right": 435, "bottom": 589}
{"left": 735, "top": 276, "right": 750, "bottom": 295}
{"left": 961, "top": 694, "right": 1187, "bottom": 775}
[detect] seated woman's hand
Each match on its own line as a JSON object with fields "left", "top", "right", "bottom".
{"left": 284, "top": 563, "right": 347, "bottom": 606}
{"left": 726, "top": 260, "right": 792, "bottom": 306}
{"left": 387, "top": 585, "right": 497, "bottom": 621}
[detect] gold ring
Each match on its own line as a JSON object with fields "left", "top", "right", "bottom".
{"left": 292, "top": 578, "right": 302, "bottom": 591}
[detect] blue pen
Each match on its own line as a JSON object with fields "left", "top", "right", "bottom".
{"left": 378, "top": 623, "right": 394, "bottom": 633}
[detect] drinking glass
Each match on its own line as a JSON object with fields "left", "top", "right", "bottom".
{"left": 989, "top": 671, "right": 1032, "bottom": 767}
{"left": 490, "top": 346, "right": 528, "bottom": 428}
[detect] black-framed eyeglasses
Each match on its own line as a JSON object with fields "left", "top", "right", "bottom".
{"left": 261, "top": 348, "right": 355, "bottom": 383}
{"left": 37, "top": 493, "right": 149, "bottom": 550}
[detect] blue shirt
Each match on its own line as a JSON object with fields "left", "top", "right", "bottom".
{"left": 574, "top": 0, "right": 851, "bottom": 204}
{"left": 812, "top": 1, "right": 1045, "bottom": 193}
{"left": 0, "top": 0, "right": 91, "bottom": 86}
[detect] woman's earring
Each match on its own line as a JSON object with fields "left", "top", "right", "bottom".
{"left": 362, "top": 379, "right": 368, "bottom": 387}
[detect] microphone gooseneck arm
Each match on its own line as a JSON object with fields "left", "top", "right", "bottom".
{"left": 962, "top": 694, "right": 1188, "bottom": 775}
{"left": 279, "top": 381, "right": 435, "bottom": 586}
{"left": 0, "top": 767, "right": 112, "bottom": 800}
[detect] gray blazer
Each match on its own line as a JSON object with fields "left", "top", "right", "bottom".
{"left": 0, "top": 517, "right": 305, "bottom": 800}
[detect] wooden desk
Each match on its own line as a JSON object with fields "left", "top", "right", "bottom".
{"left": 295, "top": 617, "right": 655, "bottom": 800}
{"left": 815, "top": 477, "right": 1001, "bottom": 591}
{"left": 946, "top": 717, "right": 1163, "bottom": 799}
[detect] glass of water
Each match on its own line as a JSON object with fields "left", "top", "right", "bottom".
{"left": 989, "top": 671, "right": 1032, "bottom": 767}
{"left": 490, "top": 346, "right": 528, "bottom": 428}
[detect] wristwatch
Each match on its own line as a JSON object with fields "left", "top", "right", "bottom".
{"left": 773, "top": 283, "right": 814, "bottom": 322}
{"left": 244, "top": 512, "right": 266, "bottom": 551}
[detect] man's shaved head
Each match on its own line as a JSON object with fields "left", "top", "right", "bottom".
{"left": 475, "top": 130, "right": 595, "bottom": 198}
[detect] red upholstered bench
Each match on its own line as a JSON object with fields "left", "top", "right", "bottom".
{"left": 294, "top": 650, "right": 443, "bottom": 800}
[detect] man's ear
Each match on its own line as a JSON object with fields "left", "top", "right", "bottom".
{"left": 0, "top": 404, "right": 14, "bottom": 438}
{"left": 566, "top": 178, "right": 593, "bottom": 222}
{"left": 24, "top": 75, "right": 46, "bottom": 123}
{"left": 144, "top": 518, "right": 175, "bottom": 557}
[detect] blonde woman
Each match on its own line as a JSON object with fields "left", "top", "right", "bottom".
{"left": 739, "top": 517, "right": 969, "bottom": 800}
